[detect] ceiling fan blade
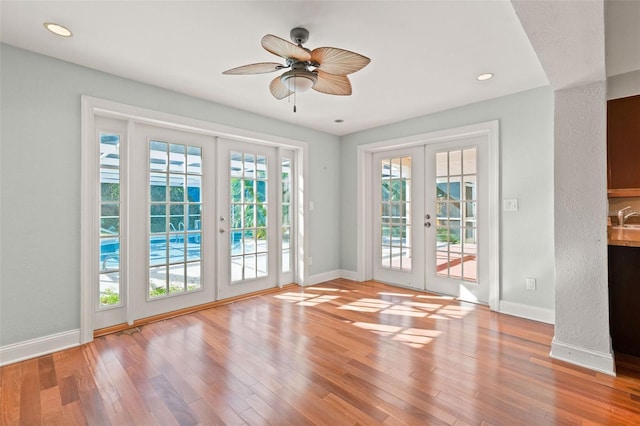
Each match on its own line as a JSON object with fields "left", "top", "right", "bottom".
{"left": 261, "top": 34, "right": 311, "bottom": 62}
{"left": 313, "top": 70, "right": 352, "bottom": 96}
{"left": 311, "top": 47, "right": 370, "bottom": 75}
{"left": 269, "top": 75, "right": 293, "bottom": 99}
{"left": 222, "top": 62, "right": 285, "bottom": 75}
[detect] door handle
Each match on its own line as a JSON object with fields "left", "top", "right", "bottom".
{"left": 219, "top": 228, "right": 226, "bottom": 233}
{"left": 424, "top": 222, "right": 431, "bottom": 228}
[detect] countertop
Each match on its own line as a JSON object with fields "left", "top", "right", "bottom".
{"left": 608, "top": 227, "right": 640, "bottom": 247}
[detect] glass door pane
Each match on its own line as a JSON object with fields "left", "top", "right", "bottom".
{"left": 435, "top": 148, "right": 477, "bottom": 282}
{"left": 229, "top": 151, "right": 269, "bottom": 281}
{"left": 380, "top": 156, "right": 413, "bottom": 271}
{"left": 99, "top": 132, "right": 122, "bottom": 308}
{"left": 281, "top": 156, "right": 292, "bottom": 274}
{"left": 148, "top": 141, "right": 203, "bottom": 298}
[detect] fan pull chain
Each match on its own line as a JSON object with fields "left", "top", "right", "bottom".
{"left": 293, "top": 79, "right": 297, "bottom": 113}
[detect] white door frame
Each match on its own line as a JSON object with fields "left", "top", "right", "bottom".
{"left": 80, "top": 96, "right": 309, "bottom": 344}
{"left": 356, "top": 120, "right": 500, "bottom": 311}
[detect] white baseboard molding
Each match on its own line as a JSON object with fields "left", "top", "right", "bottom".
{"left": 550, "top": 337, "right": 616, "bottom": 376}
{"left": 306, "top": 269, "right": 360, "bottom": 286}
{"left": 306, "top": 270, "right": 343, "bottom": 286}
{"left": 0, "top": 329, "right": 81, "bottom": 367}
{"left": 339, "top": 269, "right": 359, "bottom": 281}
{"left": 499, "top": 300, "right": 555, "bottom": 324}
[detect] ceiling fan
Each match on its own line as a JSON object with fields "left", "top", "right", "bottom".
{"left": 223, "top": 27, "right": 370, "bottom": 110}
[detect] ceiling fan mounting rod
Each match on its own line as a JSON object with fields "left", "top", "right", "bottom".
{"left": 290, "top": 27, "right": 309, "bottom": 45}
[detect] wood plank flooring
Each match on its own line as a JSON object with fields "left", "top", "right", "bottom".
{"left": 2, "top": 279, "right": 640, "bottom": 425}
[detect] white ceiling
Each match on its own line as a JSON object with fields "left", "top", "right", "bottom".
{"left": 1, "top": 0, "right": 597, "bottom": 136}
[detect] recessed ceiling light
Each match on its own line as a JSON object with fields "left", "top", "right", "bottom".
{"left": 334, "top": 119, "right": 344, "bottom": 123}
{"left": 476, "top": 73, "right": 494, "bottom": 81}
{"left": 44, "top": 22, "right": 73, "bottom": 37}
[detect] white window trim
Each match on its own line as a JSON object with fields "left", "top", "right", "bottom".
{"left": 81, "top": 96, "right": 309, "bottom": 344}
{"left": 356, "top": 120, "right": 500, "bottom": 311}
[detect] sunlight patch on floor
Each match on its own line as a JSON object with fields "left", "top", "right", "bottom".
{"left": 353, "top": 321, "right": 442, "bottom": 348}
{"left": 338, "top": 298, "right": 393, "bottom": 312}
{"left": 377, "top": 291, "right": 415, "bottom": 298}
{"left": 273, "top": 292, "right": 340, "bottom": 306}
{"left": 306, "top": 286, "right": 349, "bottom": 292}
{"left": 338, "top": 296, "right": 473, "bottom": 320}
{"left": 380, "top": 305, "right": 428, "bottom": 317}
{"left": 415, "top": 294, "right": 456, "bottom": 300}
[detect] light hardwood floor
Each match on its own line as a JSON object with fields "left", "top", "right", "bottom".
{"left": 2, "top": 279, "right": 640, "bottom": 425}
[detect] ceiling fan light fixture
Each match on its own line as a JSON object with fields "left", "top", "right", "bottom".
{"left": 281, "top": 69, "right": 317, "bottom": 93}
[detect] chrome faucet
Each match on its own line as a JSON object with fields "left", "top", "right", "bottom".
{"left": 618, "top": 206, "right": 639, "bottom": 227}
{"left": 618, "top": 206, "right": 630, "bottom": 226}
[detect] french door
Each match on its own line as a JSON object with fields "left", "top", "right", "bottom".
{"left": 217, "top": 139, "right": 278, "bottom": 299}
{"left": 425, "top": 137, "right": 489, "bottom": 303}
{"left": 129, "top": 124, "right": 216, "bottom": 320}
{"left": 372, "top": 136, "right": 489, "bottom": 303}
{"left": 94, "top": 121, "right": 289, "bottom": 330}
{"left": 372, "top": 147, "right": 425, "bottom": 289}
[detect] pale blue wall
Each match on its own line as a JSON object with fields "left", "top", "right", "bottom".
{"left": 0, "top": 44, "right": 340, "bottom": 346}
{"left": 340, "top": 86, "right": 555, "bottom": 310}
{"left": 0, "top": 43, "right": 555, "bottom": 347}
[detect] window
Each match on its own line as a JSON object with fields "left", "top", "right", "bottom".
{"left": 282, "top": 156, "right": 292, "bottom": 273}
{"left": 99, "top": 132, "right": 122, "bottom": 307}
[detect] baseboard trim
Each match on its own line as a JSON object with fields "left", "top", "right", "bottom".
{"left": 550, "top": 337, "right": 616, "bottom": 376}
{"left": 339, "top": 270, "right": 359, "bottom": 281}
{"left": 499, "top": 300, "right": 555, "bottom": 324}
{"left": 306, "top": 269, "right": 361, "bottom": 286}
{"left": 307, "top": 270, "right": 343, "bottom": 286}
{"left": 0, "top": 329, "right": 81, "bottom": 367}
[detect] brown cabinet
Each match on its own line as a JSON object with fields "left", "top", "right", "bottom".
{"left": 608, "top": 245, "right": 640, "bottom": 357}
{"left": 607, "top": 94, "right": 640, "bottom": 196}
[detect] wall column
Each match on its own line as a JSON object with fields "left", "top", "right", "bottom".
{"left": 550, "top": 81, "right": 614, "bottom": 375}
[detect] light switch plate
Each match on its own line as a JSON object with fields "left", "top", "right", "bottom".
{"left": 503, "top": 198, "right": 519, "bottom": 212}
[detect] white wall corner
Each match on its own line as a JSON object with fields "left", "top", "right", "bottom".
{"left": 0, "top": 329, "right": 81, "bottom": 367}
{"left": 339, "top": 270, "right": 359, "bottom": 282}
{"left": 306, "top": 270, "right": 344, "bottom": 286}
{"left": 306, "top": 269, "right": 361, "bottom": 286}
{"left": 550, "top": 337, "right": 616, "bottom": 376}
{"left": 499, "top": 300, "right": 555, "bottom": 324}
